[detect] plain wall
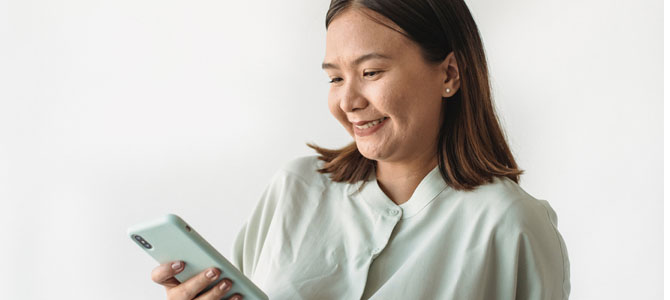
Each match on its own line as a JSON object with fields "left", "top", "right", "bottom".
{"left": 0, "top": 0, "right": 662, "bottom": 299}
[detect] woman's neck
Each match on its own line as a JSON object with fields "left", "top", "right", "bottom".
{"left": 375, "top": 155, "right": 438, "bottom": 205}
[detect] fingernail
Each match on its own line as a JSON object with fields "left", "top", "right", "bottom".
{"left": 171, "top": 262, "right": 182, "bottom": 270}
{"left": 206, "top": 269, "right": 216, "bottom": 279}
{"left": 219, "top": 280, "right": 228, "bottom": 290}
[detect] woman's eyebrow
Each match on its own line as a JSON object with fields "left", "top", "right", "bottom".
{"left": 321, "top": 53, "right": 391, "bottom": 70}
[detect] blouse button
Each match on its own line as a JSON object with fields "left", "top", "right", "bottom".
{"left": 388, "top": 208, "right": 400, "bottom": 216}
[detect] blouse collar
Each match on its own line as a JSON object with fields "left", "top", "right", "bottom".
{"left": 350, "top": 164, "right": 449, "bottom": 219}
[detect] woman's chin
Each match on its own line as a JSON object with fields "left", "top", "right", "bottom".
{"left": 356, "top": 144, "right": 387, "bottom": 161}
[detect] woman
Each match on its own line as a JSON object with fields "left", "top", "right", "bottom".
{"left": 150, "top": 0, "right": 571, "bottom": 299}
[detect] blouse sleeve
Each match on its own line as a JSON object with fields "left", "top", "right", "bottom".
{"left": 499, "top": 199, "right": 571, "bottom": 300}
{"left": 230, "top": 171, "right": 286, "bottom": 277}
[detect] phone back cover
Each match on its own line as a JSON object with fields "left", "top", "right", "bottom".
{"left": 128, "top": 214, "right": 268, "bottom": 300}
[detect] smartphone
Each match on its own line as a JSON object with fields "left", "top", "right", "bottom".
{"left": 128, "top": 214, "right": 268, "bottom": 300}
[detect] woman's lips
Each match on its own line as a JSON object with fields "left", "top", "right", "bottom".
{"left": 352, "top": 117, "right": 389, "bottom": 137}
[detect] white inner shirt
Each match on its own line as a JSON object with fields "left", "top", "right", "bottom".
{"left": 231, "top": 156, "right": 570, "bottom": 300}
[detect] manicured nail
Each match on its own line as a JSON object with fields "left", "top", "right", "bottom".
{"left": 171, "top": 262, "right": 182, "bottom": 270}
{"left": 206, "top": 269, "right": 216, "bottom": 279}
{"left": 219, "top": 280, "right": 228, "bottom": 290}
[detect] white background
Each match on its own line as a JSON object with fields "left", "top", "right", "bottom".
{"left": 0, "top": 0, "right": 663, "bottom": 299}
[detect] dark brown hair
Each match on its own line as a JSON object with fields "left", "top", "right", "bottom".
{"left": 308, "top": 0, "right": 524, "bottom": 191}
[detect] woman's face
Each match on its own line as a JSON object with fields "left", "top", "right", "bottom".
{"left": 323, "top": 8, "right": 458, "bottom": 164}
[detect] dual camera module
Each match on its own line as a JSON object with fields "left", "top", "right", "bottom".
{"left": 132, "top": 234, "right": 153, "bottom": 249}
{"left": 132, "top": 225, "right": 190, "bottom": 250}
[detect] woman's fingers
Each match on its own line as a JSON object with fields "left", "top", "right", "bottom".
{"left": 151, "top": 261, "right": 185, "bottom": 288}
{"left": 151, "top": 262, "right": 244, "bottom": 300}
{"left": 194, "top": 278, "right": 235, "bottom": 300}
{"left": 168, "top": 267, "right": 221, "bottom": 300}
{"left": 225, "top": 293, "right": 244, "bottom": 300}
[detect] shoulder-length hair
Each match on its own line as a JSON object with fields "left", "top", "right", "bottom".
{"left": 308, "top": 0, "right": 524, "bottom": 191}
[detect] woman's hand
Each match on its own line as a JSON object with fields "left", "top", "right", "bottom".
{"left": 151, "top": 261, "right": 243, "bottom": 300}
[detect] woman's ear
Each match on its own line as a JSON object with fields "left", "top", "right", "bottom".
{"left": 441, "top": 51, "right": 461, "bottom": 98}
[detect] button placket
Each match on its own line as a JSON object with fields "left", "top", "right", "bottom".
{"left": 370, "top": 207, "right": 402, "bottom": 259}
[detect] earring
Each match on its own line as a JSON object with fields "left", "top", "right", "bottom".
{"left": 445, "top": 88, "right": 451, "bottom": 94}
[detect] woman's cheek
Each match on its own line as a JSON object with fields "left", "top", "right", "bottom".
{"left": 328, "top": 95, "right": 353, "bottom": 136}
{"left": 371, "top": 79, "right": 397, "bottom": 108}
{"left": 327, "top": 93, "right": 340, "bottom": 119}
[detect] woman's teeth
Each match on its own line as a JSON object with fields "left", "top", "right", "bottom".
{"left": 355, "top": 117, "right": 388, "bottom": 129}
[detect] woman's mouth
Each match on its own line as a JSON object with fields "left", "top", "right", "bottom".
{"left": 353, "top": 117, "right": 389, "bottom": 137}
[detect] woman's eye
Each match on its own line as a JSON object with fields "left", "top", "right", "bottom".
{"left": 328, "top": 71, "right": 381, "bottom": 84}
{"left": 363, "top": 71, "right": 382, "bottom": 77}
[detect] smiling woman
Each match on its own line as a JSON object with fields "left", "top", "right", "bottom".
{"left": 309, "top": 0, "right": 523, "bottom": 195}
{"left": 149, "top": 0, "right": 571, "bottom": 299}
{"left": 231, "top": 1, "right": 570, "bottom": 299}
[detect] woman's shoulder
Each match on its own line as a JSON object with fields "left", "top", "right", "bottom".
{"left": 466, "top": 177, "right": 570, "bottom": 297}
{"left": 461, "top": 176, "right": 561, "bottom": 232}
{"left": 271, "top": 155, "right": 331, "bottom": 188}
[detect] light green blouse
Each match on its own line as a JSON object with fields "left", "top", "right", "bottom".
{"left": 231, "top": 156, "right": 570, "bottom": 299}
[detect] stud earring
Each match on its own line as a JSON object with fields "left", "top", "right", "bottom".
{"left": 445, "top": 88, "right": 451, "bottom": 94}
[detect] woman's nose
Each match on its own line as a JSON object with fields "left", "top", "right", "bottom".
{"left": 339, "top": 81, "right": 367, "bottom": 112}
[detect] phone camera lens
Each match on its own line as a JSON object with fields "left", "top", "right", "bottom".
{"left": 133, "top": 235, "right": 152, "bottom": 249}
